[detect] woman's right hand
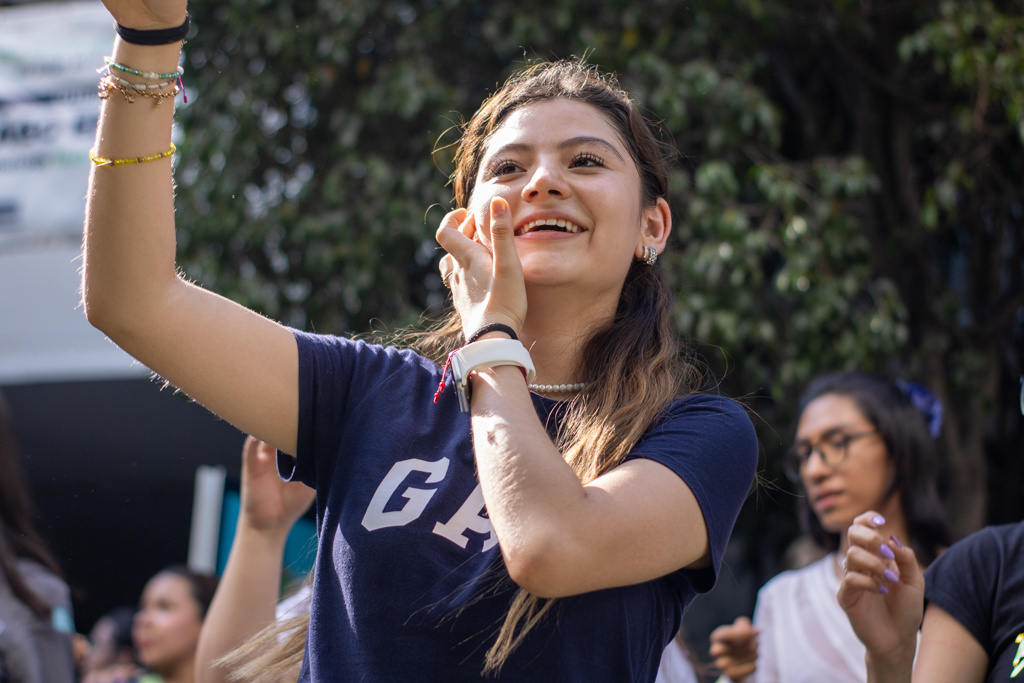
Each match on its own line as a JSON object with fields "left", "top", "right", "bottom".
{"left": 100, "top": 0, "right": 187, "bottom": 31}
{"left": 837, "top": 511, "right": 922, "bottom": 669}
{"left": 709, "top": 616, "right": 759, "bottom": 682}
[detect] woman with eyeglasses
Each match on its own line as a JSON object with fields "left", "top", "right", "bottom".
{"left": 707, "top": 372, "right": 953, "bottom": 683}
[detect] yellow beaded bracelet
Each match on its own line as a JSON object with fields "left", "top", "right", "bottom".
{"left": 89, "top": 143, "right": 176, "bottom": 167}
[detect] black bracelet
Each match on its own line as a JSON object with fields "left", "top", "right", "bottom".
{"left": 116, "top": 13, "right": 191, "bottom": 45}
{"left": 467, "top": 323, "right": 518, "bottom": 344}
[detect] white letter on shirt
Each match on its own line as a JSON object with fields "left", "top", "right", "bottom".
{"left": 432, "top": 483, "right": 497, "bottom": 551}
{"left": 361, "top": 458, "right": 450, "bottom": 531}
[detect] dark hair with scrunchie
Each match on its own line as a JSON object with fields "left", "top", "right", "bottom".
{"left": 795, "top": 372, "right": 953, "bottom": 566}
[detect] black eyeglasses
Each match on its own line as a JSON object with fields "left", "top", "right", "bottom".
{"left": 783, "top": 429, "right": 879, "bottom": 483}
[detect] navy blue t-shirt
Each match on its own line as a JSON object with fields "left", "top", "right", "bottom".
{"left": 279, "top": 330, "right": 758, "bottom": 682}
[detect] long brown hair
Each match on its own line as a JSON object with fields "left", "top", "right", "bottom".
{"left": 419, "top": 59, "right": 700, "bottom": 674}
{"left": 0, "top": 390, "right": 67, "bottom": 619}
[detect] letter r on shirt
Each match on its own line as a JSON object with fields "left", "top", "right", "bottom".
{"left": 432, "top": 484, "right": 497, "bottom": 551}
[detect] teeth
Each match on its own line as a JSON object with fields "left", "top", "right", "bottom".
{"left": 520, "top": 218, "right": 582, "bottom": 235}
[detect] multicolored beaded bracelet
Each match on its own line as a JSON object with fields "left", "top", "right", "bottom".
{"left": 104, "top": 57, "right": 183, "bottom": 81}
{"left": 98, "top": 67, "right": 178, "bottom": 91}
{"left": 89, "top": 143, "right": 177, "bottom": 167}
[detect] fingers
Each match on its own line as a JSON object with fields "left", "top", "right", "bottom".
{"left": 710, "top": 616, "right": 759, "bottom": 645}
{"left": 709, "top": 617, "right": 759, "bottom": 681}
{"left": 436, "top": 209, "right": 474, "bottom": 289}
{"left": 843, "top": 511, "right": 920, "bottom": 594}
{"left": 435, "top": 208, "right": 472, "bottom": 257}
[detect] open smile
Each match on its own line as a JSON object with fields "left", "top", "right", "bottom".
{"left": 515, "top": 217, "right": 586, "bottom": 236}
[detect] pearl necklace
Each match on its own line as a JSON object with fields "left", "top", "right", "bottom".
{"left": 528, "top": 382, "right": 588, "bottom": 394}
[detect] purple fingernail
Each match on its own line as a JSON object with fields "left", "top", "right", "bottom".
{"left": 872, "top": 515, "right": 886, "bottom": 526}
{"left": 878, "top": 584, "right": 889, "bottom": 594}
{"left": 890, "top": 534, "right": 903, "bottom": 549}
{"left": 884, "top": 569, "right": 899, "bottom": 583}
{"left": 879, "top": 544, "right": 895, "bottom": 560}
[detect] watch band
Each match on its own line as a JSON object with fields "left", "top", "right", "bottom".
{"left": 450, "top": 339, "right": 536, "bottom": 412}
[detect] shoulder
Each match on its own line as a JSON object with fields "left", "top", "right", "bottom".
{"left": 14, "top": 558, "right": 71, "bottom": 606}
{"left": 638, "top": 393, "right": 758, "bottom": 470}
{"left": 662, "top": 393, "right": 753, "bottom": 423}
{"left": 290, "top": 328, "right": 438, "bottom": 386}
{"left": 927, "top": 521, "right": 1024, "bottom": 579}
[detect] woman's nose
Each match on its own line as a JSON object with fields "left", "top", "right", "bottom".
{"left": 801, "top": 447, "right": 833, "bottom": 484}
{"left": 522, "top": 163, "right": 569, "bottom": 201}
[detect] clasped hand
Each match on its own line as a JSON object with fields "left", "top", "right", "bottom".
{"left": 435, "top": 197, "right": 527, "bottom": 339}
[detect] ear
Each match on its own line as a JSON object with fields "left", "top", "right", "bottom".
{"left": 634, "top": 197, "right": 672, "bottom": 260}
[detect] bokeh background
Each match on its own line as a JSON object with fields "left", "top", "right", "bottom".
{"left": 2, "top": 0, "right": 1022, "bottom": 668}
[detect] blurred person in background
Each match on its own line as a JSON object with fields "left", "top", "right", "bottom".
{"left": 837, "top": 376, "right": 1024, "bottom": 683}
{"left": 0, "top": 389, "right": 76, "bottom": 683}
{"left": 708, "top": 372, "right": 953, "bottom": 683}
{"left": 80, "top": 605, "right": 139, "bottom": 683}
{"left": 131, "top": 565, "right": 217, "bottom": 683}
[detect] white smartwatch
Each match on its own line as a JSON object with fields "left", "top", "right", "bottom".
{"left": 450, "top": 338, "right": 536, "bottom": 412}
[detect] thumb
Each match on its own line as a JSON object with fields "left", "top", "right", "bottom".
{"left": 488, "top": 197, "right": 520, "bottom": 277}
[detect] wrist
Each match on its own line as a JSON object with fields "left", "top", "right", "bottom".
{"left": 865, "top": 645, "right": 915, "bottom": 683}
{"left": 449, "top": 338, "right": 535, "bottom": 412}
{"left": 235, "top": 519, "right": 292, "bottom": 547}
{"left": 116, "top": 12, "right": 190, "bottom": 44}
{"left": 464, "top": 319, "right": 521, "bottom": 343}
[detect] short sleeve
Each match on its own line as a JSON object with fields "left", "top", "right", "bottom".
{"left": 627, "top": 395, "right": 758, "bottom": 591}
{"left": 279, "top": 329, "right": 439, "bottom": 490}
{"left": 923, "top": 527, "right": 998, "bottom": 653}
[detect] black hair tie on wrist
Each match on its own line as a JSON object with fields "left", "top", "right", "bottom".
{"left": 467, "top": 323, "right": 519, "bottom": 344}
{"left": 115, "top": 13, "right": 191, "bottom": 45}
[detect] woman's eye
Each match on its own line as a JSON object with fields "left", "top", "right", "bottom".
{"left": 488, "top": 159, "right": 521, "bottom": 177}
{"left": 571, "top": 152, "right": 604, "bottom": 168}
{"left": 825, "top": 434, "right": 848, "bottom": 450}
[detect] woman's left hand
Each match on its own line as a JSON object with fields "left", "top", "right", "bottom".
{"left": 837, "top": 511, "right": 922, "bottom": 671}
{"left": 436, "top": 198, "right": 527, "bottom": 338}
{"left": 239, "top": 435, "right": 315, "bottom": 536}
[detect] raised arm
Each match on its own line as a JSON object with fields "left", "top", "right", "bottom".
{"left": 83, "top": 1, "right": 299, "bottom": 453}
{"left": 195, "top": 437, "right": 315, "bottom": 683}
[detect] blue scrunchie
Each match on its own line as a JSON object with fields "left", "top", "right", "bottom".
{"left": 896, "top": 380, "right": 943, "bottom": 438}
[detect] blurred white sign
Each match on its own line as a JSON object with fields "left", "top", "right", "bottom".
{"left": 0, "top": 1, "right": 149, "bottom": 384}
{"left": 0, "top": 0, "right": 113, "bottom": 251}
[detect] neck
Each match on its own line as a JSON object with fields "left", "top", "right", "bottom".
{"left": 520, "top": 283, "right": 618, "bottom": 386}
{"left": 157, "top": 657, "right": 195, "bottom": 683}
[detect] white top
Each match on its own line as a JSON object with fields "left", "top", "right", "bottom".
{"left": 655, "top": 635, "right": 700, "bottom": 683}
{"left": 751, "top": 554, "right": 865, "bottom": 683}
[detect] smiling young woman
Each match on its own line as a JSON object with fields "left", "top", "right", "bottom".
{"left": 81, "top": 4, "right": 757, "bottom": 677}
{"left": 709, "top": 372, "right": 952, "bottom": 683}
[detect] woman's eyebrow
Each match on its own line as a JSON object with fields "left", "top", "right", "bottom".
{"left": 560, "top": 136, "right": 626, "bottom": 162}
{"left": 485, "top": 136, "right": 626, "bottom": 164}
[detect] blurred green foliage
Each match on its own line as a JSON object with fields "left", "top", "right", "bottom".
{"left": 174, "top": 0, "right": 1024, "bottom": 575}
